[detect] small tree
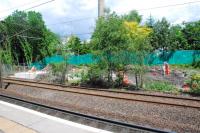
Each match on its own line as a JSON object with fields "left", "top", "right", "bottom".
{"left": 169, "top": 25, "right": 188, "bottom": 50}
{"left": 125, "top": 21, "right": 152, "bottom": 89}
{"left": 122, "top": 10, "right": 142, "bottom": 23}
{"left": 51, "top": 44, "right": 69, "bottom": 84}
{"left": 182, "top": 20, "right": 200, "bottom": 50}
{"left": 60, "top": 44, "right": 69, "bottom": 84}
{"left": 91, "top": 13, "right": 129, "bottom": 85}
{"left": 150, "top": 18, "right": 170, "bottom": 51}
{"left": 67, "top": 35, "right": 81, "bottom": 55}
{"left": 20, "top": 38, "right": 33, "bottom": 65}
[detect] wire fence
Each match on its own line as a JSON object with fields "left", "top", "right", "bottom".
{"left": 2, "top": 63, "right": 198, "bottom": 90}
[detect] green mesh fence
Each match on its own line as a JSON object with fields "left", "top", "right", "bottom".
{"left": 146, "top": 50, "right": 200, "bottom": 65}
{"left": 32, "top": 50, "right": 200, "bottom": 69}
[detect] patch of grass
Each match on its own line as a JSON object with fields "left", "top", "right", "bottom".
{"left": 144, "top": 81, "right": 178, "bottom": 93}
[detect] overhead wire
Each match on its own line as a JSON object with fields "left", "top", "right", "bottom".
{"left": 47, "top": 17, "right": 97, "bottom": 26}
{"left": 1, "top": 0, "right": 200, "bottom": 40}
{"left": 24, "top": 0, "right": 55, "bottom": 11}
{"left": 0, "top": 0, "right": 55, "bottom": 20}
{"left": 2, "top": 0, "right": 199, "bottom": 25}
{"left": 60, "top": 32, "right": 93, "bottom": 37}
{"left": 137, "top": 0, "right": 200, "bottom": 11}
{"left": 0, "top": 0, "right": 43, "bottom": 13}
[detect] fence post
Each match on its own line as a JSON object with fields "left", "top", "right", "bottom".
{"left": 0, "top": 61, "right": 2, "bottom": 88}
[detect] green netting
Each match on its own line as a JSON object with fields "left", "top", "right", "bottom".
{"left": 68, "top": 54, "right": 95, "bottom": 65}
{"left": 146, "top": 50, "right": 200, "bottom": 65}
{"left": 32, "top": 50, "right": 200, "bottom": 69}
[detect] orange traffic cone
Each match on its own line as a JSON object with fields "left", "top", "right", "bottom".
{"left": 123, "top": 75, "right": 129, "bottom": 85}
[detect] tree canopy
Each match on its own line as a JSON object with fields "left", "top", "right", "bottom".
{"left": 148, "top": 17, "right": 200, "bottom": 50}
{"left": 123, "top": 10, "right": 142, "bottom": 23}
{"left": 91, "top": 12, "right": 152, "bottom": 84}
{"left": 66, "top": 35, "right": 91, "bottom": 55}
{"left": 0, "top": 10, "right": 59, "bottom": 64}
{"left": 182, "top": 21, "right": 200, "bottom": 50}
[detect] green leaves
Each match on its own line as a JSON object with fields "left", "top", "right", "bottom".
{"left": 183, "top": 21, "right": 200, "bottom": 50}
{"left": 149, "top": 18, "right": 200, "bottom": 50}
{"left": 122, "top": 10, "right": 142, "bottom": 23}
{"left": 150, "top": 18, "right": 171, "bottom": 50}
{"left": 169, "top": 25, "right": 188, "bottom": 50}
{"left": 92, "top": 13, "right": 128, "bottom": 53}
{"left": 67, "top": 35, "right": 81, "bottom": 55}
{"left": 0, "top": 10, "right": 59, "bottom": 64}
{"left": 66, "top": 35, "right": 90, "bottom": 55}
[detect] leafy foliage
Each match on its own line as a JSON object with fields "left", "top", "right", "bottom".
{"left": 67, "top": 35, "right": 81, "bottom": 55}
{"left": 189, "top": 74, "right": 200, "bottom": 95}
{"left": 148, "top": 18, "right": 200, "bottom": 50}
{"left": 122, "top": 10, "right": 142, "bottom": 23}
{"left": 182, "top": 20, "right": 200, "bottom": 50}
{"left": 91, "top": 13, "right": 129, "bottom": 84}
{"left": 90, "top": 11, "right": 152, "bottom": 88}
{"left": 67, "top": 35, "right": 91, "bottom": 55}
{"left": 0, "top": 10, "right": 59, "bottom": 64}
{"left": 169, "top": 25, "right": 188, "bottom": 50}
{"left": 150, "top": 18, "right": 171, "bottom": 50}
{"left": 125, "top": 21, "right": 152, "bottom": 88}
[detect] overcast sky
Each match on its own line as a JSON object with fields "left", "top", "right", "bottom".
{"left": 0, "top": 0, "right": 200, "bottom": 39}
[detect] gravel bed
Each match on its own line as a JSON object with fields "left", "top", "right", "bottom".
{"left": 1, "top": 84, "right": 200, "bottom": 133}
{"left": 5, "top": 80, "right": 200, "bottom": 107}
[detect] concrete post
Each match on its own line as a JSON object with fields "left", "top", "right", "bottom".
{"left": 98, "top": 0, "right": 105, "bottom": 17}
{"left": 0, "top": 61, "right": 2, "bottom": 88}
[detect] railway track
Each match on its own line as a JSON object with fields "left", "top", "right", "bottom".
{"left": 2, "top": 77, "right": 200, "bottom": 109}
{"left": 0, "top": 93, "right": 173, "bottom": 133}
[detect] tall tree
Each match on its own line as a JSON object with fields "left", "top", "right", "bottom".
{"left": 123, "top": 10, "right": 142, "bottom": 23}
{"left": 150, "top": 18, "right": 171, "bottom": 50}
{"left": 169, "top": 25, "right": 188, "bottom": 50}
{"left": 67, "top": 35, "right": 82, "bottom": 55}
{"left": 183, "top": 20, "right": 200, "bottom": 50}
{"left": 146, "top": 15, "right": 155, "bottom": 28}
{"left": 91, "top": 13, "right": 129, "bottom": 83}
{"left": 125, "top": 21, "right": 152, "bottom": 88}
{"left": 0, "top": 10, "right": 59, "bottom": 64}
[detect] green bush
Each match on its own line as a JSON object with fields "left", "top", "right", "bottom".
{"left": 193, "top": 60, "right": 200, "bottom": 68}
{"left": 82, "top": 64, "right": 110, "bottom": 88}
{"left": 144, "top": 81, "right": 177, "bottom": 92}
{"left": 50, "top": 62, "right": 68, "bottom": 84}
{"left": 50, "top": 62, "right": 66, "bottom": 74}
{"left": 189, "top": 74, "right": 200, "bottom": 95}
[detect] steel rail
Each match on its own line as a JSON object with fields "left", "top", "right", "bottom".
{"left": 2, "top": 78, "right": 200, "bottom": 109}
{"left": 0, "top": 93, "right": 173, "bottom": 133}
{"left": 3, "top": 78, "right": 200, "bottom": 109}
{"left": 3, "top": 77, "right": 200, "bottom": 102}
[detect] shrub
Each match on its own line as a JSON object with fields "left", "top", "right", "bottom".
{"left": 193, "top": 60, "right": 200, "bottom": 68}
{"left": 82, "top": 64, "right": 110, "bottom": 88}
{"left": 50, "top": 62, "right": 68, "bottom": 84}
{"left": 189, "top": 74, "right": 200, "bottom": 95}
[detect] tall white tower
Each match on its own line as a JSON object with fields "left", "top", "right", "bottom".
{"left": 98, "top": 0, "right": 105, "bottom": 17}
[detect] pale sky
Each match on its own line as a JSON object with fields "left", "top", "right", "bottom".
{"left": 0, "top": 0, "right": 200, "bottom": 39}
